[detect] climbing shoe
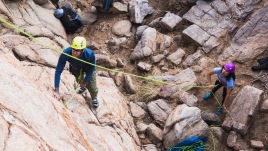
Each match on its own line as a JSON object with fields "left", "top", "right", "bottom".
{"left": 203, "top": 93, "right": 211, "bottom": 100}
{"left": 251, "top": 64, "right": 268, "bottom": 71}
{"left": 257, "top": 57, "right": 268, "bottom": 65}
{"left": 216, "top": 107, "right": 223, "bottom": 115}
{"left": 78, "top": 87, "right": 87, "bottom": 94}
{"left": 92, "top": 99, "right": 99, "bottom": 108}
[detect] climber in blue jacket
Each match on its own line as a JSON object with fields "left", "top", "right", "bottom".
{"left": 53, "top": 36, "right": 99, "bottom": 108}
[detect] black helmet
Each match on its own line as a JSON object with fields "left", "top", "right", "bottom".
{"left": 54, "top": 9, "right": 64, "bottom": 18}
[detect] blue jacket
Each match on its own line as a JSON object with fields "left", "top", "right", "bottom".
{"left": 54, "top": 47, "right": 96, "bottom": 88}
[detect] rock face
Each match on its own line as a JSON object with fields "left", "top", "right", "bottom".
{"left": 0, "top": 51, "right": 141, "bottom": 150}
{"left": 222, "top": 86, "right": 263, "bottom": 135}
{"left": 162, "top": 104, "right": 209, "bottom": 148}
{"left": 183, "top": 0, "right": 236, "bottom": 53}
{"left": 218, "top": 3, "right": 268, "bottom": 64}
{"left": 0, "top": 1, "right": 141, "bottom": 149}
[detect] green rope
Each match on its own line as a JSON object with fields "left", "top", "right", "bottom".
{"left": 209, "top": 130, "right": 216, "bottom": 151}
{"left": 65, "top": 69, "right": 84, "bottom": 106}
{"left": 168, "top": 140, "right": 209, "bottom": 151}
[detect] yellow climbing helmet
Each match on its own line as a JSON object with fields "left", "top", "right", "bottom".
{"left": 71, "top": 36, "right": 86, "bottom": 50}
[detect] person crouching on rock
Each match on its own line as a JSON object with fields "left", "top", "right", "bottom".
{"left": 203, "top": 62, "right": 236, "bottom": 115}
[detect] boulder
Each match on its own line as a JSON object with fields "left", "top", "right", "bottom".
{"left": 163, "top": 104, "right": 209, "bottom": 148}
{"left": 160, "top": 12, "right": 182, "bottom": 31}
{"left": 222, "top": 86, "right": 263, "bottom": 135}
{"left": 129, "top": 0, "right": 154, "bottom": 23}
{"left": 147, "top": 99, "right": 172, "bottom": 127}
{"left": 218, "top": 3, "right": 268, "bottom": 64}
{"left": 112, "top": 20, "right": 132, "bottom": 36}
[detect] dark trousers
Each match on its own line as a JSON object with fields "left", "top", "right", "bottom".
{"left": 210, "top": 80, "right": 227, "bottom": 106}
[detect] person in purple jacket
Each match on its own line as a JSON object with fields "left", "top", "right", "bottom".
{"left": 53, "top": 36, "right": 99, "bottom": 108}
{"left": 203, "top": 62, "right": 236, "bottom": 114}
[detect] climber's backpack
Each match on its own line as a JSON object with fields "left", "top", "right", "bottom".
{"left": 59, "top": 6, "right": 83, "bottom": 34}
{"left": 167, "top": 136, "right": 207, "bottom": 151}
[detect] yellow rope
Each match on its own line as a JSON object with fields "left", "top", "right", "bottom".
{"left": 0, "top": 17, "right": 211, "bottom": 89}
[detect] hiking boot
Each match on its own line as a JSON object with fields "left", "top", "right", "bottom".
{"left": 216, "top": 107, "right": 223, "bottom": 115}
{"left": 251, "top": 64, "right": 268, "bottom": 71}
{"left": 92, "top": 99, "right": 99, "bottom": 108}
{"left": 203, "top": 93, "right": 211, "bottom": 100}
{"left": 78, "top": 87, "right": 86, "bottom": 94}
{"left": 257, "top": 57, "right": 268, "bottom": 65}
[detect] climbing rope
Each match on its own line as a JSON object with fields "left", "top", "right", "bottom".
{"left": 0, "top": 17, "right": 231, "bottom": 118}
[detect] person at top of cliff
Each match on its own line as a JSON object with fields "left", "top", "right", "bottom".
{"left": 203, "top": 62, "right": 236, "bottom": 115}
{"left": 54, "top": 6, "right": 83, "bottom": 34}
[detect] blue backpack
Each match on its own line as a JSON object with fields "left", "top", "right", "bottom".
{"left": 167, "top": 136, "right": 207, "bottom": 151}
{"left": 59, "top": 6, "right": 83, "bottom": 34}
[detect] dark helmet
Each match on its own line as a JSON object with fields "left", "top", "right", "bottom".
{"left": 54, "top": 9, "right": 64, "bottom": 18}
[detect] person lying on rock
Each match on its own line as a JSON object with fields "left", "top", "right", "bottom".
{"left": 251, "top": 57, "right": 268, "bottom": 71}
{"left": 203, "top": 62, "right": 236, "bottom": 115}
{"left": 54, "top": 6, "right": 83, "bottom": 34}
{"left": 53, "top": 36, "right": 99, "bottom": 108}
